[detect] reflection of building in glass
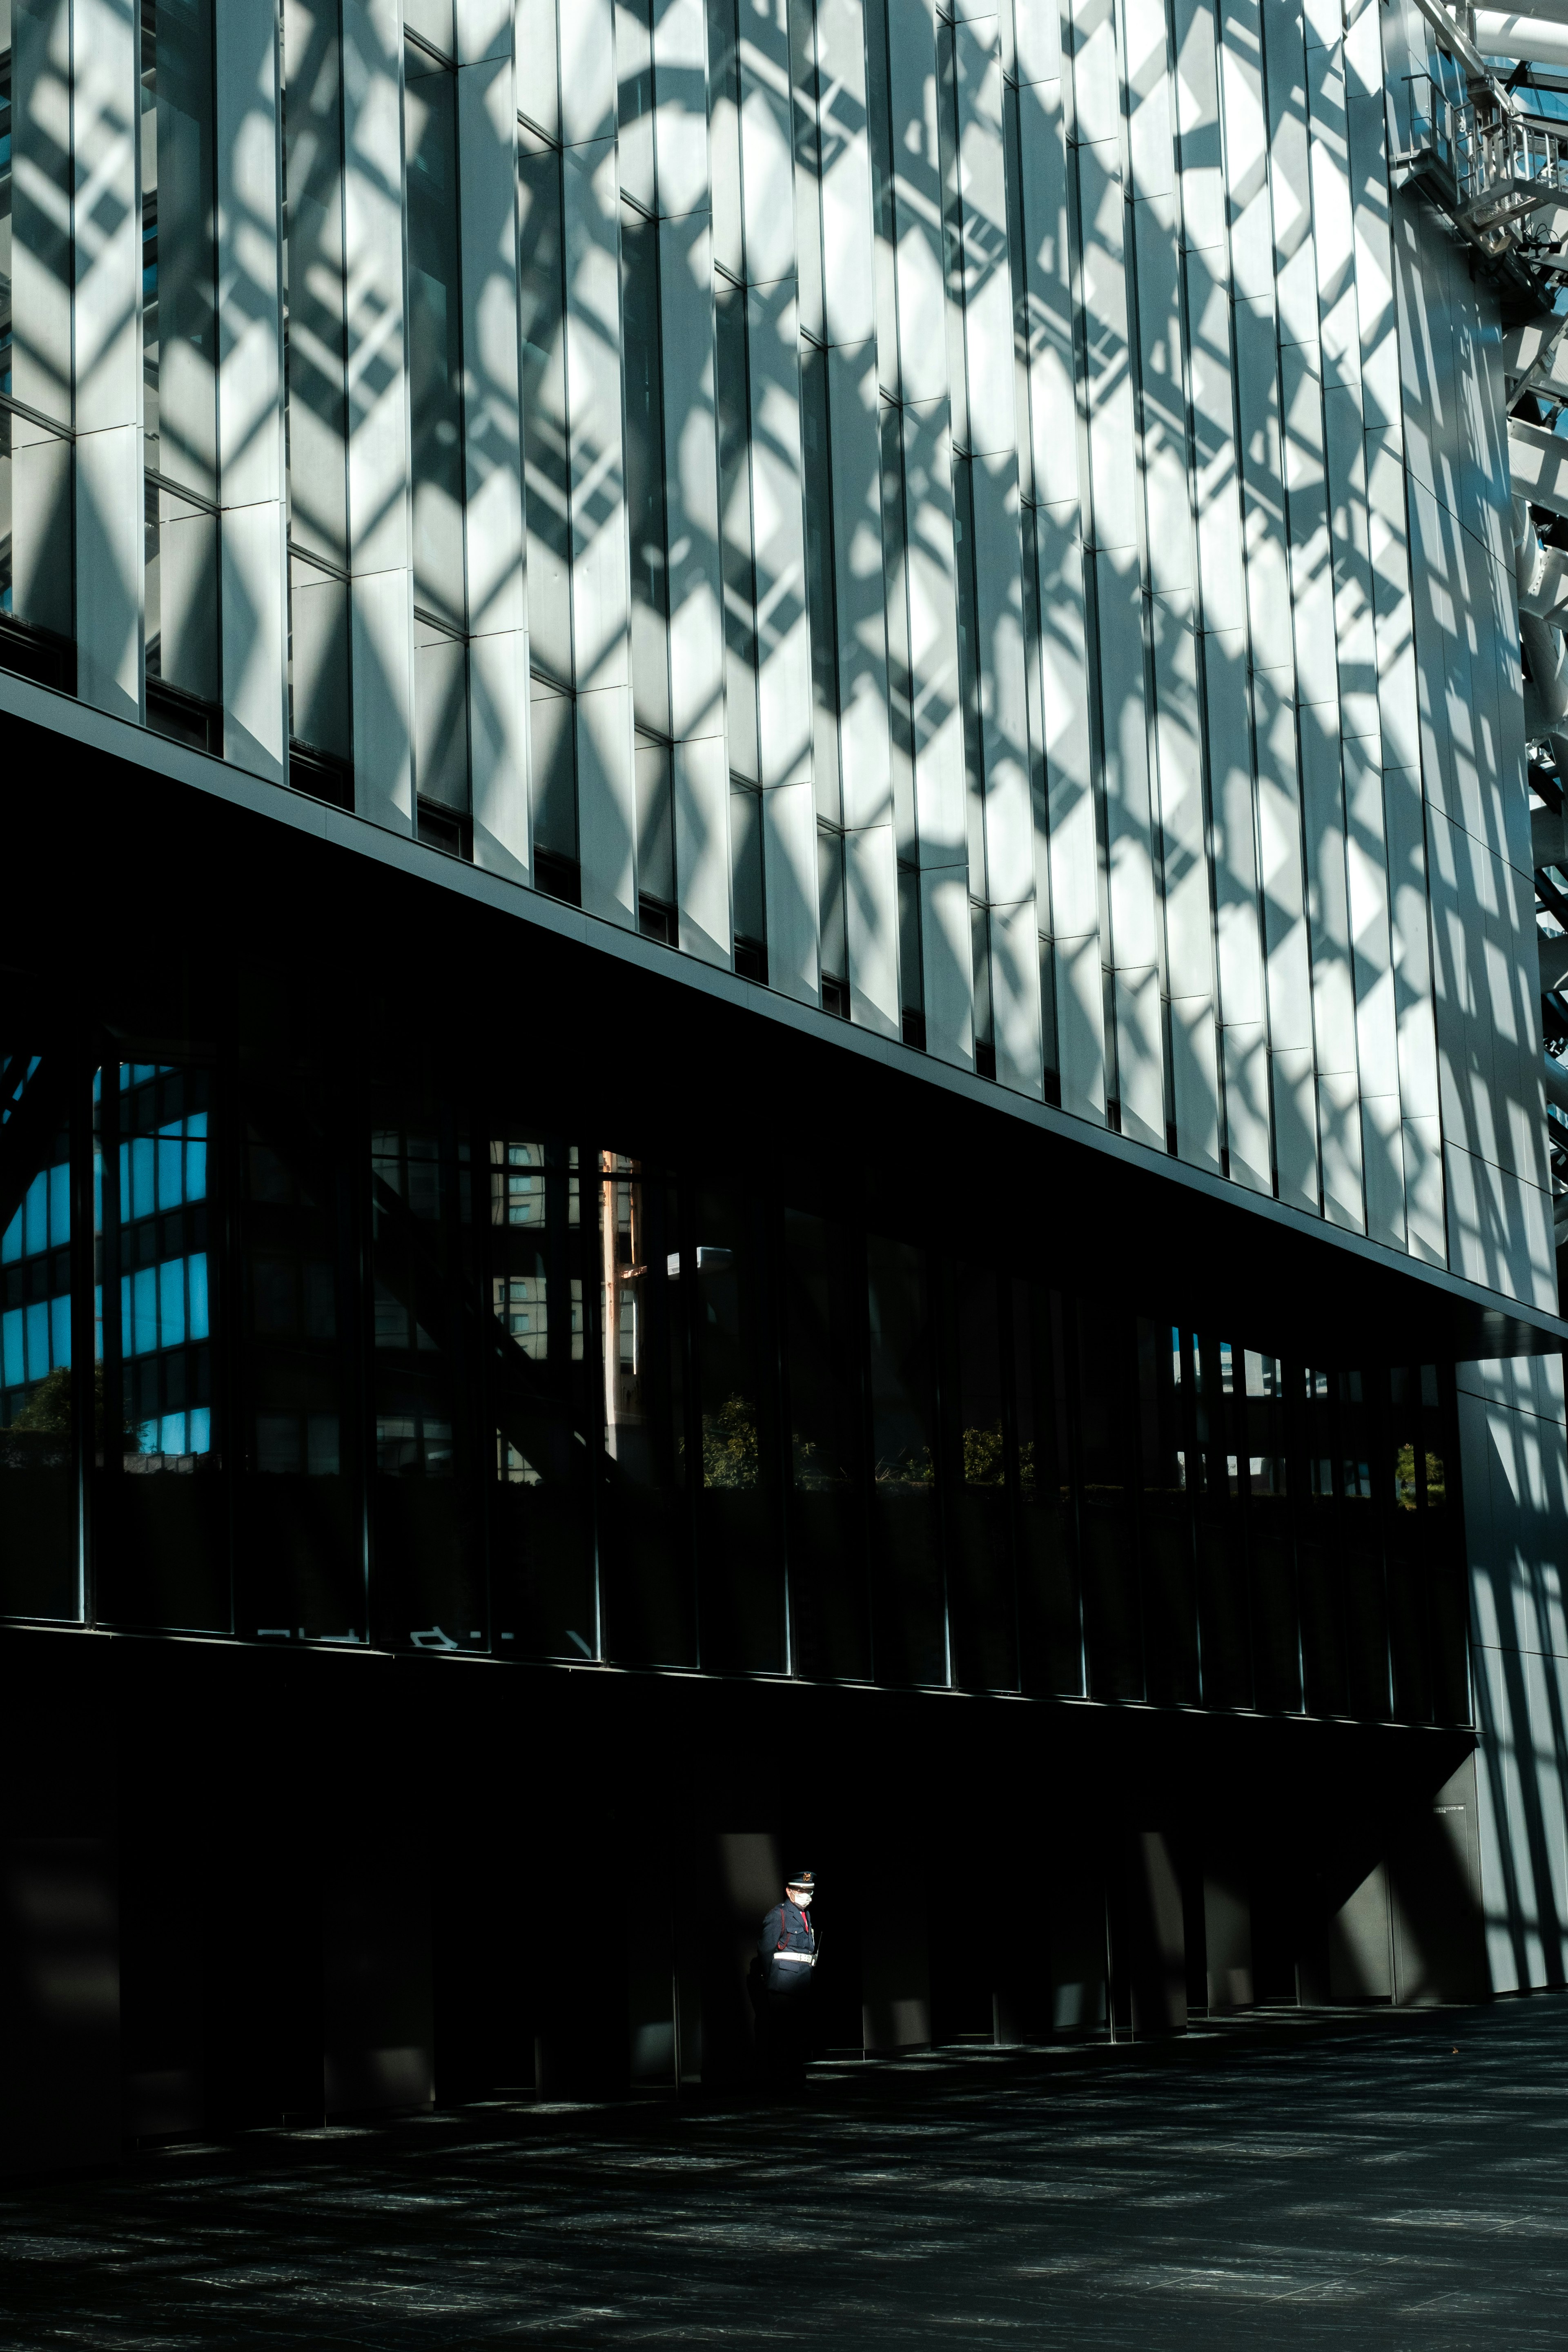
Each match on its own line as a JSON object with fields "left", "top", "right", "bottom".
{"left": 3, "top": 0, "right": 1568, "bottom": 2170}
{"left": 1, "top": 1062, "right": 70, "bottom": 1424}
{"left": 111, "top": 1065, "right": 213, "bottom": 1461}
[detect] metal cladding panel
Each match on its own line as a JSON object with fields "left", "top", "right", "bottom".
{"left": 1017, "top": 74, "right": 1076, "bottom": 507}
{"left": 1097, "top": 550, "right": 1159, "bottom": 978}
{"left": 846, "top": 818, "right": 902, "bottom": 1040}
{"left": 76, "top": 424, "right": 144, "bottom": 725}
{"left": 829, "top": 340, "right": 894, "bottom": 834}
{"left": 764, "top": 773, "right": 824, "bottom": 1006}
{"left": 1132, "top": 198, "right": 1194, "bottom": 604}
{"left": 660, "top": 214, "right": 726, "bottom": 746}
{"left": 973, "top": 454, "right": 1033, "bottom": 916}
{"left": 675, "top": 734, "right": 734, "bottom": 970}
{"left": 885, "top": 0, "right": 951, "bottom": 410}
{"left": 1300, "top": 705, "right": 1357, "bottom": 1081}
{"left": 216, "top": 0, "right": 289, "bottom": 784}
{"left": 8, "top": 0, "right": 1555, "bottom": 1306}
{"left": 901, "top": 397, "right": 969, "bottom": 898}
{"left": 747, "top": 278, "right": 814, "bottom": 795}
{"left": 459, "top": 55, "right": 526, "bottom": 641}
{"left": 343, "top": 0, "right": 412, "bottom": 582}
{"left": 470, "top": 626, "right": 532, "bottom": 883}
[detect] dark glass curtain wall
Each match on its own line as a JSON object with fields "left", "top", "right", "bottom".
{"left": 0, "top": 1030, "right": 1469, "bottom": 1730}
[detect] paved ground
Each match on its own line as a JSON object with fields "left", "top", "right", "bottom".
{"left": 3, "top": 2000, "right": 1568, "bottom": 2349}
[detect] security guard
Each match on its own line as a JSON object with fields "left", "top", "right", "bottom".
{"left": 758, "top": 1871, "right": 817, "bottom": 2087}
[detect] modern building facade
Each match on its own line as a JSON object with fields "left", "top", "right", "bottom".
{"left": 2, "top": 0, "right": 1568, "bottom": 2170}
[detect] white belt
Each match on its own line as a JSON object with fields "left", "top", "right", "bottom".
{"left": 775, "top": 1950, "right": 815, "bottom": 1964}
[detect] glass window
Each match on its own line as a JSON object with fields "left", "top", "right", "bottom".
{"left": 1136, "top": 1319, "right": 1197, "bottom": 1707}
{"left": 1077, "top": 1305, "right": 1142, "bottom": 1702}
{"left": 783, "top": 1207, "right": 868, "bottom": 1680}
{"left": 693, "top": 1189, "right": 783, "bottom": 1673}
{"left": 489, "top": 1137, "right": 595, "bottom": 1662}
{"left": 866, "top": 1232, "right": 944, "bottom": 1686}
{"left": 236, "top": 1079, "right": 362, "bottom": 1644}
{"left": 597, "top": 1155, "right": 691, "bottom": 1666}
{"left": 1242, "top": 1347, "right": 1298, "bottom": 1712}
{"left": 370, "top": 1115, "right": 485, "bottom": 1652}
{"left": 1338, "top": 1365, "right": 1390, "bottom": 1720}
{"left": 1385, "top": 1366, "right": 1432, "bottom": 1724}
{"left": 1191, "top": 1331, "right": 1250, "bottom": 1709}
{"left": 1013, "top": 1279, "right": 1081, "bottom": 1696}
{"left": 0, "top": 1045, "right": 77, "bottom": 1617}
{"left": 944, "top": 1262, "right": 1017, "bottom": 1693}
{"left": 1296, "top": 1361, "right": 1347, "bottom": 1716}
{"left": 96, "top": 1062, "right": 227, "bottom": 1631}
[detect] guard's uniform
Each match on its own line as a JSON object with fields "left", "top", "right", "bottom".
{"left": 760, "top": 1897, "right": 817, "bottom": 1988}
{"left": 758, "top": 1885, "right": 817, "bottom": 2085}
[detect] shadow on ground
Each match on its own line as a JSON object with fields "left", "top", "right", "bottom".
{"left": 3, "top": 2000, "right": 1567, "bottom": 2348}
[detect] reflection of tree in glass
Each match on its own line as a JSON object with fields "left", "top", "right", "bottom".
{"left": 791, "top": 1433, "right": 846, "bottom": 1490}
{"left": 875, "top": 1445, "right": 934, "bottom": 1486}
{"left": 3, "top": 1365, "right": 143, "bottom": 1454}
{"left": 1394, "top": 1443, "right": 1446, "bottom": 1509}
{"left": 703, "top": 1395, "right": 758, "bottom": 1488}
{"left": 962, "top": 1423, "right": 1006, "bottom": 1485}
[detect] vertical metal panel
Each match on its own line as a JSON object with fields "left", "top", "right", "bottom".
{"left": 559, "top": 0, "right": 615, "bottom": 145}
{"left": 1039, "top": 499, "right": 1103, "bottom": 1118}
{"left": 1017, "top": 69, "right": 1076, "bottom": 508}
{"left": 1152, "top": 600, "right": 1221, "bottom": 1170}
{"left": 516, "top": 0, "right": 560, "bottom": 136}
{"left": 216, "top": 0, "right": 290, "bottom": 784}
{"left": 459, "top": 40, "right": 531, "bottom": 877}
{"left": 73, "top": 0, "right": 143, "bottom": 721}
{"left": 739, "top": 0, "right": 797, "bottom": 285}
{"left": 882, "top": 0, "right": 948, "bottom": 407}
{"left": 902, "top": 396, "right": 974, "bottom": 1065}
{"left": 950, "top": 9, "right": 1037, "bottom": 1082}
{"left": 764, "top": 776, "right": 823, "bottom": 1001}
{"left": 564, "top": 131, "right": 636, "bottom": 923}
{"left": 829, "top": 341, "right": 892, "bottom": 835}
{"left": 746, "top": 283, "right": 813, "bottom": 785}
{"left": 661, "top": 196, "right": 731, "bottom": 963}
{"left": 654, "top": 0, "right": 712, "bottom": 220}
{"left": 343, "top": 0, "right": 414, "bottom": 829}
{"left": 1077, "top": 140, "right": 1136, "bottom": 559}
{"left": 827, "top": 336, "right": 899, "bottom": 1035}
{"left": 1344, "top": 733, "right": 1405, "bottom": 1244}
{"left": 815, "top": 0, "right": 878, "bottom": 348}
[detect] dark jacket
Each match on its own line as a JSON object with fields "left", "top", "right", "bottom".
{"left": 760, "top": 1899, "right": 817, "bottom": 1996}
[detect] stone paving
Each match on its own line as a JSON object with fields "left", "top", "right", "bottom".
{"left": 3, "top": 2000, "right": 1567, "bottom": 2349}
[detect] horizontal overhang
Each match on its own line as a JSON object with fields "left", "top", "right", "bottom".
{"left": 2, "top": 667, "right": 1563, "bottom": 1372}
